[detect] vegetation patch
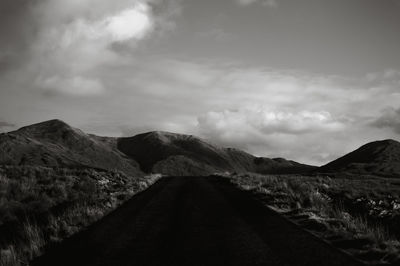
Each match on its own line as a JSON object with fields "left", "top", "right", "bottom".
{"left": 226, "top": 172, "right": 400, "bottom": 265}
{"left": 0, "top": 165, "right": 161, "bottom": 266}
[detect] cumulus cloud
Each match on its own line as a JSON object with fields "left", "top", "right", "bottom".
{"left": 3, "top": 0, "right": 179, "bottom": 97}
{"left": 84, "top": 57, "right": 398, "bottom": 165}
{"left": 105, "top": 4, "right": 153, "bottom": 41}
{"left": 196, "top": 106, "right": 347, "bottom": 164}
{"left": 198, "top": 107, "right": 344, "bottom": 136}
{"left": 57, "top": 2, "right": 153, "bottom": 46}
{"left": 31, "top": 1, "right": 158, "bottom": 96}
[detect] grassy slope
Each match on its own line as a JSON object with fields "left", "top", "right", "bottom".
{"left": 227, "top": 173, "right": 400, "bottom": 265}
{"left": 117, "top": 131, "right": 315, "bottom": 175}
{"left": 320, "top": 139, "right": 400, "bottom": 178}
{"left": 0, "top": 165, "right": 160, "bottom": 266}
{"left": 0, "top": 120, "right": 143, "bottom": 177}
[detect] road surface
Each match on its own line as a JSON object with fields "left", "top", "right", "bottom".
{"left": 32, "top": 176, "right": 362, "bottom": 266}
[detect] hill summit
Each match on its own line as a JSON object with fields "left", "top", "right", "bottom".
{"left": 320, "top": 139, "right": 400, "bottom": 177}
{"left": 0, "top": 119, "right": 142, "bottom": 176}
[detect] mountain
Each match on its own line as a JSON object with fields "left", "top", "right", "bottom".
{"left": 320, "top": 139, "right": 400, "bottom": 178}
{"left": 0, "top": 120, "right": 315, "bottom": 176}
{"left": 117, "top": 131, "right": 315, "bottom": 175}
{"left": 0, "top": 120, "right": 143, "bottom": 176}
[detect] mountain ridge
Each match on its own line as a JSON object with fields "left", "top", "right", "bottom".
{"left": 117, "top": 130, "right": 315, "bottom": 175}
{"left": 0, "top": 119, "right": 316, "bottom": 176}
{"left": 4, "top": 120, "right": 400, "bottom": 177}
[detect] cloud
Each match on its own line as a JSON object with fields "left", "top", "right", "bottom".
{"left": 31, "top": 1, "right": 157, "bottom": 96}
{"left": 235, "top": 0, "right": 278, "bottom": 8}
{"left": 198, "top": 107, "right": 344, "bottom": 136}
{"left": 2, "top": 49, "right": 399, "bottom": 164}
{"left": 37, "top": 76, "right": 105, "bottom": 96}
{"left": 3, "top": 0, "right": 180, "bottom": 96}
{"left": 262, "top": 0, "right": 278, "bottom": 8}
{"left": 57, "top": 2, "right": 154, "bottom": 46}
{"left": 1, "top": 1, "right": 399, "bottom": 165}
{"left": 371, "top": 107, "right": 400, "bottom": 134}
{"left": 0, "top": 0, "right": 37, "bottom": 73}
{"left": 72, "top": 57, "right": 397, "bottom": 165}
{"left": 196, "top": 106, "right": 347, "bottom": 164}
{"left": 105, "top": 4, "right": 153, "bottom": 41}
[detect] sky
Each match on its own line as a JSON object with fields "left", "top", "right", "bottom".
{"left": 1, "top": 0, "right": 400, "bottom": 165}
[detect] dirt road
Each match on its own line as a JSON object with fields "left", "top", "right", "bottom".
{"left": 32, "top": 176, "right": 362, "bottom": 266}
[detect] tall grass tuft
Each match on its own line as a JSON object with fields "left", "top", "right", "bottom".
{"left": 22, "top": 221, "right": 45, "bottom": 260}
{"left": 0, "top": 246, "right": 19, "bottom": 266}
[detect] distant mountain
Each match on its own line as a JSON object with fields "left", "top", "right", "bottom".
{"left": 320, "top": 139, "right": 400, "bottom": 178}
{"left": 0, "top": 120, "right": 143, "bottom": 176}
{"left": 0, "top": 120, "right": 315, "bottom": 176}
{"left": 117, "top": 131, "right": 315, "bottom": 175}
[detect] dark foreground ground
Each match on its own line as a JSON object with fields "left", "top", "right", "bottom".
{"left": 32, "top": 176, "right": 362, "bottom": 266}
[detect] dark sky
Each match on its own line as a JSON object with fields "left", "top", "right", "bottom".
{"left": 1, "top": 0, "right": 400, "bottom": 165}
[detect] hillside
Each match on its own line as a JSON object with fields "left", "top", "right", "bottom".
{"left": 0, "top": 119, "right": 143, "bottom": 176}
{"left": 320, "top": 139, "right": 400, "bottom": 177}
{"left": 0, "top": 120, "right": 315, "bottom": 176}
{"left": 117, "top": 131, "right": 315, "bottom": 175}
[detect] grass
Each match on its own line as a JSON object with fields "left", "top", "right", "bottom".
{"left": 0, "top": 246, "right": 18, "bottom": 266}
{"left": 0, "top": 166, "right": 161, "bottom": 266}
{"left": 226, "top": 172, "right": 400, "bottom": 265}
